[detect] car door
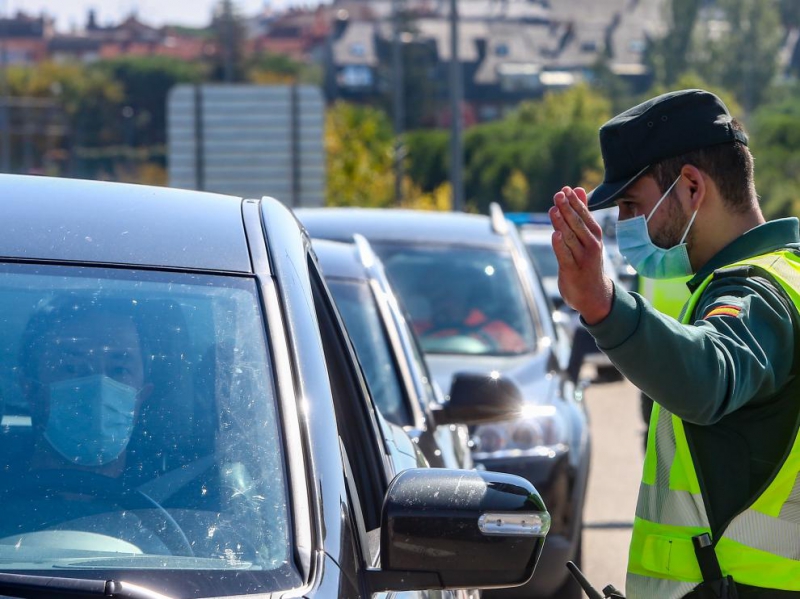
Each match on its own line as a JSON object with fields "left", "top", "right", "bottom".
{"left": 308, "top": 258, "right": 455, "bottom": 599}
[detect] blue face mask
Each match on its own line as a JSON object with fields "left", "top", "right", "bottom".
{"left": 615, "top": 176, "right": 698, "bottom": 279}
{"left": 44, "top": 375, "right": 138, "bottom": 467}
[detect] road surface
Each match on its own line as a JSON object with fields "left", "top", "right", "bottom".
{"left": 581, "top": 377, "right": 645, "bottom": 595}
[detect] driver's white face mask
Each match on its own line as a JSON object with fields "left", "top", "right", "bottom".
{"left": 44, "top": 375, "right": 138, "bottom": 466}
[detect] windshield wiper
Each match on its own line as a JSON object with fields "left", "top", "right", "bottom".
{"left": 0, "top": 572, "right": 173, "bottom": 599}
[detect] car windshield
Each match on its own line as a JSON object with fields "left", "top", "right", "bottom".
{"left": 0, "top": 263, "right": 299, "bottom": 597}
{"left": 327, "top": 279, "right": 412, "bottom": 426}
{"left": 372, "top": 244, "right": 536, "bottom": 356}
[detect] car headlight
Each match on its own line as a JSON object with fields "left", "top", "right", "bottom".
{"left": 473, "top": 405, "right": 567, "bottom": 458}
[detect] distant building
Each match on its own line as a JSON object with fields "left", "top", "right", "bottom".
{"left": 47, "top": 10, "right": 214, "bottom": 64}
{"left": 326, "top": 0, "right": 664, "bottom": 122}
{"left": 247, "top": 6, "right": 332, "bottom": 62}
{"left": 0, "top": 12, "right": 53, "bottom": 65}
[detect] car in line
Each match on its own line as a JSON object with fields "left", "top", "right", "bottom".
{"left": 0, "top": 175, "right": 550, "bottom": 599}
{"left": 315, "top": 235, "right": 529, "bottom": 470}
{"left": 298, "top": 206, "right": 591, "bottom": 599}
{"left": 508, "top": 212, "right": 624, "bottom": 383}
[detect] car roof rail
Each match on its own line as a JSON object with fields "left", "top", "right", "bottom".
{"left": 353, "top": 233, "right": 377, "bottom": 269}
{"left": 489, "top": 202, "right": 509, "bottom": 235}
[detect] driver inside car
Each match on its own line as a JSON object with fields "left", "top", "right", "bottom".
{"left": 21, "top": 297, "right": 151, "bottom": 477}
{"left": 0, "top": 296, "right": 191, "bottom": 554}
{"left": 415, "top": 270, "right": 528, "bottom": 353}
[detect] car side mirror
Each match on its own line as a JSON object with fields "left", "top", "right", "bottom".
{"left": 366, "top": 468, "right": 549, "bottom": 593}
{"left": 432, "top": 371, "right": 523, "bottom": 426}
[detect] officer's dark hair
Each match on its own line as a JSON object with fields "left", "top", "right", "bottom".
{"left": 650, "top": 119, "right": 756, "bottom": 214}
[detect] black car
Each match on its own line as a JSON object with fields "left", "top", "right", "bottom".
{"left": 0, "top": 175, "right": 549, "bottom": 599}
{"left": 298, "top": 206, "right": 591, "bottom": 599}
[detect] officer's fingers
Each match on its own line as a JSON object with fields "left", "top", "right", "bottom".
{"left": 552, "top": 212, "right": 586, "bottom": 265}
{"left": 552, "top": 231, "right": 576, "bottom": 269}
{"left": 574, "top": 187, "right": 589, "bottom": 205}
{"left": 564, "top": 188, "right": 603, "bottom": 242}
{"left": 556, "top": 192, "right": 593, "bottom": 251}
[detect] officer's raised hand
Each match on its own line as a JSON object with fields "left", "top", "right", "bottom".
{"left": 549, "top": 186, "right": 614, "bottom": 325}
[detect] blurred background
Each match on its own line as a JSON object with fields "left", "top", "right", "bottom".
{"left": 0, "top": 0, "right": 798, "bottom": 213}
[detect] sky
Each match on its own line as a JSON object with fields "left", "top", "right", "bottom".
{"left": 6, "top": 0, "right": 326, "bottom": 31}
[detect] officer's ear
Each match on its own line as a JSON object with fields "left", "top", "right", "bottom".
{"left": 680, "top": 164, "right": 706, "bottom": 212}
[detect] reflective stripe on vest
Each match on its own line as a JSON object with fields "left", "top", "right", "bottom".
{"left": 627, "top": 250, "right": 800, "bottom": 597}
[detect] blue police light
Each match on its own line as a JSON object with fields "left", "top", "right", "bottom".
{"left": 505, "top": 213, "right": 552, "bottom": 226}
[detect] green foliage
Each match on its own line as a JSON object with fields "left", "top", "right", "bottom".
{"left": 211, "top": 0, "right": 248, "bottom": 82}
{"left": 93, "top": 56, "right": 205, "bottom": 147}
{"left": 8, "top": 61, "right": 124, "bottom": 151}
{"left": 750, "top": 89, "right": 800, "bottom": 217}
{"left": 646, "top": 72, "right": 743, "bottom": 117}
{"left": 404, "top": 129, "right": 449, "bottom": 192}
{"left": 700, "top": 0, "right": 782, "bottom": 112}
{"left": 326, "top": 102, "right": 397, "bottom": 207}
{"left": 246, "top": 53, "right": 323, "bottom": 86}
{"left": 647, "top": 0, "right": 703, "bottom": 86}
{"left": 651, "top": 0, "right": 783, "bottom": 112}
{"left": 779, "top": 0, "right": 800, "bottom": 28}
{"left": 404, "top": 85, "right": 611, "bottom": 214}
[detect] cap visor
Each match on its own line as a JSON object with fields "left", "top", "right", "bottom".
{"left": 587, "top": 165, "right": 649, "bottom": 211}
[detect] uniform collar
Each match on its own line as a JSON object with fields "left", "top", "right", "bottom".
{"left": 687, "top": 218, "right": 800, "bottom": 293}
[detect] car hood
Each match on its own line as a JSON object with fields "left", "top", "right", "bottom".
{"left": 427, "top": 350, "right": 559, "bottom": 408}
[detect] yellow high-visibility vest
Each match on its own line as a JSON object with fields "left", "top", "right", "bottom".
{"left": 638, "top": 276, "right": 690, "bottom": 319}
{"left": 627, "top": 251, "right": 800, "bottom": 598}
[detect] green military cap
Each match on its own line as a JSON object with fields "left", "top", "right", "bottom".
{"left": 587, "top": 89, "right": 749, "bottom": 211}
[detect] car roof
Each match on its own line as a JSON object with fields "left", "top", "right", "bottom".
{"left": 518, "top": 225, "right": 554, "bottom": 243}
{"left": 0, "top": 175, "right": 252, "bottom": 273}
{"left": 297, "top": 207, "right": 508, "bottom": 249}
{"left": 312, "top": 238, "right": 367, "bottom": 281}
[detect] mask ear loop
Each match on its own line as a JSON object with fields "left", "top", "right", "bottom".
{"left": 646, "top": 176, "right": 682, "bottom": 224}
{"left": 679, "top": 209, "right": 699, "bottom": 245}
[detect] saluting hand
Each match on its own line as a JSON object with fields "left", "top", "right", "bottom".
{"left": 549, "top": 186, "right": 614, "bottom": 325}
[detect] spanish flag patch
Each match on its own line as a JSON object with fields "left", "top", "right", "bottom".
{"left": 704, "top": 305, "right": 742, "bottom": 319}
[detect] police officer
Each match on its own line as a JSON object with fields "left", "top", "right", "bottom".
{"left": 550, "top": 89, "right": 800, "bottom": 597}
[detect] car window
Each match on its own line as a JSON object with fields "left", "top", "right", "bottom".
{"left": 525, "top": 239, "right": 559, "bottom": 278}
{"left": 373, "top": 243, "right": 537, "bottom": 356}
{"left": 0, "top": 263, "right": 298, "bottom": 595}
{"left": 327, "top": 279, "right": 412, "bottom": 427}
{"left": 308, "top": 263, "right": 387, "bottom": 534}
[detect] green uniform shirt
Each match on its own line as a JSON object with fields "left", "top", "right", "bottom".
{"left": 587, "top": 217, "right": 800, "bottom": 535}
{"left": 588, "top": 218, "right": 800, "bottom": 424}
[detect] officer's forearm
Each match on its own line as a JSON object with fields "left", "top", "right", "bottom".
{"left": 584, "top": 281, "right": 791, "bottom": 425}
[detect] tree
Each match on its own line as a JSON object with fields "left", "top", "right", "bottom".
{"left": 246, "top": 53, "right": 323, "bottom": 86}
{"left": 326, "top": 102, "right": 396, "bottom": 207}
{"left": 404, "top": 129, "right": 449, "bottom": 192}
{"left": 93, "top": 56, "right": 205, "bottom": 148}
{"left": 749, "top": 89, "right": 800, "bottom": 217}
{"left": 402, "top": 85, "right": 612, "bottom": 214}
{"left": 691, "top": 0, "right": 782, "bottom": 112}
{"left": 7, "top": 62, "right": 124, "bottom": 177}
{"left": 647, "top": 0, "right": 703, "bottom": 86}
{"left": 466, "top": 85, "right": 612, "bottom": 213}
{"left": 647, "top": 0, "right": 783, "bottom": 112}
{"left": 210, "top": 0, "right": 247, "bottom": 82}
{"left": 779, "top": 0, "right": 800, "bottom": 28}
